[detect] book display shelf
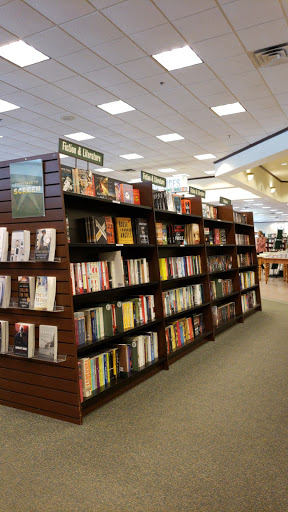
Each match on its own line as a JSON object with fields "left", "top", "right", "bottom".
{"left": 0, "top": 153, "right": 261, "bottom": 424}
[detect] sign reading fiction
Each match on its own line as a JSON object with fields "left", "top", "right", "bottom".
{"left": 189, "top": 186, "right": 206, "bottom": 198}
{"left": 141, "top": 171, "right": 166, "bottom": 187}
{"left": 10, "top": 159, "right": 45, "bottom": 219}
{"left": 59, "top": 138, "right": 103, "bottom": 166}
{"left": 220, "top": 196, "right": 231, "bottom": 205}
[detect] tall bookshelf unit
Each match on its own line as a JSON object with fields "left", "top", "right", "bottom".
{"left": 0, "top": 154, "right": 261, "bottom": 424}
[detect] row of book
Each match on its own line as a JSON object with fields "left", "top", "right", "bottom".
{"left": 165, "top": 313, "right": 204, "bottom": 353}
{"left": 235, "top": 233, "right": 250, "bottom": 245}
{"left": 84, "top": 216, "right": 149, "bottom": 245}
{"left": 156, "top": 223, "right": 200, "bottom": 245}
{"left": 237, "top": 253, "right": 253, "bottom": 267}
{"left": 205, "top": 227, "right": 227, "bottom": 245}
{"left": 70, "top": 253, "right": 150, "bottom": 295}
{"left": 78, "top": 331, "right": 159, "bottom": 399}
{"left": 208, "top": 254, "right": 233, "bottom": 273}
{"left": 0, "top": 275, "right": 56, "bottom": 311}
{"left": 159, "top": 255, "right": 202, "bottom": 281}
{"left": 239, "top": 271, "right": 255, "bottom": 290}
{"left": 0, "top": 320, "right": 58, "bottom": 360}
{"left": 241, "top": 291, "right": 257, "bottom": 312}
{"left": 210, "top": 278, "right": 233, "bottom": 300}
{"left": 202, "top": 204, "right": 218, "bottom": 219}
{"left": 233, "top": 212, "right": 248, "bottom": 224}
{"left": 163, "top": 284, "right": 204, "bottom": 317}
{"left": 212, "top": 302, "right": 236, "bottom": 327}
{"left": 0, "top": 227, "right": 56, "bottom": 262}
{"left": 74, "top": 295, "right": 155, "bottom": 345}
{"left": 62, "top": 166, "right": 141, "bottom": 204}
{"left": 153, "top": 191, "right": 187, "bottom": 213}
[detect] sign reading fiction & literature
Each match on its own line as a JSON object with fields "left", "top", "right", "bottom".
{"left": 219, "top": 196, "right": 231, "bottom": 205}
{"left": 59, "top": 138, "right": 103, "bottom": 166}
{"left": 10, "top": 159, "right": 45, "bottom": 219}
{"left": 141, "top": 171, "right": 166, "bottom": 188}
{"left": 189, "top": 186, "right": 206, "bottom": 198}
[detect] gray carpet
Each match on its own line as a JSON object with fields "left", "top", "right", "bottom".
{"left": 1, "top": 299, "right": 288, "bottom": 512}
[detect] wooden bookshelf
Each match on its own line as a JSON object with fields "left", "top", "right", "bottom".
{"left": 0, "top": 154, "right": 261, "bottom": 424}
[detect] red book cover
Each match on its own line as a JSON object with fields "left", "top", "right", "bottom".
{"left": 105, "top": 216, "right": 115, "bottom": 244}
{"left": 214, "top": 228, "right": 220, "bottom": 244}
{"left": 120, "top": 184, "right": 134, "bottom": 203}
{"left": 176, "top": 322, "right": 181, "bottom": 347}
{"left": 104, "top": 261, "right": 110, "bottom": 290}
{"left": 74, "top": 318, "right": 79, "bottom": 345}
{"left": 111, "top": 304, "right": 117, "bottom": 334}
{"left": 133, "top": 189, "right": 140, "bottom": 205}
{"left": 181, "top": 199, "right": 191, "bottom": 214}
{"left": 78, "top": 361, "right": 83, "bottom": 402}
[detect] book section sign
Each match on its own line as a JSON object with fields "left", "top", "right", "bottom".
{"left": 10, "top": 159, "right": 45, "bottom": 218}
{"left": 59, "top": 138, "right": 103, "bottom": 166}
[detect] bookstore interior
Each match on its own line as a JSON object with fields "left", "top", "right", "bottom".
{"left": 1, "top": 3, "right": 288, "bottom": 509}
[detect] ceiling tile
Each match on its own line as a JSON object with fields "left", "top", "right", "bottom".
{"left": 105, "top": 81, "right": 146, "bottom": 99}
{"left": 237, "top": 19, "right": 288, "bottom": 51}
{"left": 102, "top": 0, "right": 166, "bottom": 35}
{"left": 135, "top": 73, "right": 179, "bottom": 94}
{"left": 260, "top": 63, "right": 288, "bottom": 94}
{"left": 192, "top": 33, "right": 243, "bottom": 63}
{"left": 85, "top": 66, "right": 130, "bottom": 87}
{"left": 174, "top": 7, "right": 231, "bottom": 44}
{"left": 130, "top": 23, "right": 185, "bottom": 55}
{"left": 25, "top": 27, "right": 85, "bottom": 59}
{"left": 27, "top": 84, "right": 70, "bottom": 101}
{"left": 62, "top": 12, "right": 122, "bottom": 47}
{"left": 53, "top": 76, "right": 100, "bottom": 95}
{"left": 186, "top": 78, "right": 228, "bottom": 98}
{"left": 56, "top": 49, "right": 108, "bottom": 74}
{"left": 74, "top": 88, "right": 117, "bottom": 105}
{"left": 117, "top": 56, "right": 163, "bottom": 80}
{"left": 171, "top": 64, "right": 216, "bottom": 85}
{"left": 1, "top": 69, "right": 46, "bottom": 89}
{"left": 202, "top": 91, "right": 237, "bottom": 107}
{"left": 0, "top": 0, "right": 53, "bottom": 37}
{"left": 222, "top": 0, "right": 283, "bottom": 31}
{"left": 158, "top": 87, "right": 203, "bottom": 114}
{"left": 0, "top": 59, "right": 19, "bottom": 75}
{"left": 0, "top": 27, "right": 17, "bottom": 45}
{"left": 26, "top": 60, "right": 76, "bottom": 82}
{"left": 1, "top": 90, "right": 43, "bottom": 107}
{"left": 24, "top": 0, "right": 95, "bottom": 23}
{"left": 129, "top": 93, "right": 175, "bottom": 117}
{"left": 208, "top": 53, "right": 255, "bottom": 77}
{"left": 90, "top": 0, "right": 125, "bottom": 7}
{"left": 92, "top": 37, "right": 145, "bottom": 65}
{"left": 154, "top": 0, "right": 216, "bottom": 21}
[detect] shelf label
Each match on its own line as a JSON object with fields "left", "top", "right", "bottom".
{"left": 220, "top": 196, "right": 231, "bottom": 205}
{"left": 116, "top": 244, "right": 123, "bottom": 246}
{"left": 141, "top": 170, "right": 166, "bottom": 187}
{"left": 112, "top": 200, "right": 120, "bottom": 204}
{"left": 59, "top": 138, "right": 103, "bottom": 166}
{"left": 189, "top": 186, "right": 205, "bottom": 198}
{"left": 177, "top": 212, "right": 182, "bottom": 215}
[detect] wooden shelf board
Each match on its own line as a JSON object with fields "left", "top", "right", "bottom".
{"left": 238, "top": 264, "right": 257, "bottom": 271}
{"left": 154, "top": 209, "right": 202, "bottom": 220}
{"left": 206, "top": 244, "right": 235, "bottom": 248}
{"left": 243, "top": 304, "right": 261, "bottom": 316}
{"left": 167, "top": 330, "right": 213, "bottom": 359}
{"left": 214, "top": 315, "right": 243, "bottom": 335}
{"left": 211, "top": 291, "right": 239, "bottom": 304}
{"left": 209, "top": 268, "right": 238, "bottom": 276}
{"left": 64, "top": 191, "right": 152, "bottom": 211}
{"left": 158, "top": 244, "right": 204, "bottom": 249}
{"left": 69, "top": 243, "right": 155, "bottom": 249}
{"left": 234, "top": 222, "right": 254, "bottom": 228}
{"left": 240, "top": 284, "right": 259, "bottom": 293}
{"left": 164, "top": 302, "right": 210, "bottom": 322}
{"left": 73, "top": 281, "right": 158, "bottom": 304}
{"left": 204, "top": 218, "right": 233, "bottom": 225}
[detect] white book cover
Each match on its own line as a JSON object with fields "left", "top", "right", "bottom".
{"left": 0, "top": 320, "right": 9, "bottom": 354}
{"left": 10, "top": 230, "right": 30, "bottom": 261}
{"left": 0, "top": 228, "right": 8, "bottom": 262}
{"left": 99, "top": 251, "right": 124, "bottom": 289}
{"left": 35, "top": 228, "right": 56, "bottom": 261}
{"left": 0, "top": 276, "right": 11, "bottom": 308}
{"left": 39, "top": 325, "right": 58, "bottom": 361}
{"left": 34, "top": 276, "right": 56, "bottom": 311}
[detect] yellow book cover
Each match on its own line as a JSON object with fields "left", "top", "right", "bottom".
{"left": 98, "top": 354, "right": 105, "bottom": 387}
{"left": 115, "top": 217, "right": 134, "bottom": 244}
{"left": 83, "top": 358, "right": 92, "bottom": 397}
{"left": 111, "top": 348, "right": 117, "bottom": 378}
{"left": 106, "top": 352, "right": 110, "bottom": 384}
{"left": 129, "top": 302, "right": 134, "bottom": 329}
{"left": 171, "top": 324, "right": 177, "bottom": 350}
{"left": 176, "top": 289, "right": 181, "bottom": 311}
{"left": 159, "top": 258, "right": 167, "bottom": 281}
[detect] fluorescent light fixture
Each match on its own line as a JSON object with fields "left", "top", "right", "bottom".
{"left": 271, "top": 209, "right": 277, "bottom": 211}
{"left": 0, "top": 40, "right": 49, "bottom": 67}
{"left": 156, "top": 133, "right": 184, "bottom": 142}
{"left": 0, "top": 99, "right": 20, "bottom": 113}
{"left": 120, "top": 153, "right": 143, "bottom": 160}
{"left": 243, "top": 199, "right": 254, "bottom": 202}
{"left": 59, "top": 154, "right": 69, "bottom": 159}
{"left": 158, "top": 168, "right": 177, "bottom": 174}
{"left": 97, "top": 100, "right": 135, "bottom": 115}
{"left": 211, "top": 102, "right": 246, "bottom": 116}
{"left": 65, "top": 132, "right": 95, "bottom": 141}
{"left": 253, "top": 203, "right": 263, "bottom": 205}
{"left": 233, "top": 206, "right": 239, "bottom": 209}
{"left": 204, "top": 170, "right": 215, "bottom": 175}
{"left": 262, "top": 207, "right": 271, "bottom": 209}
{"left": 152, "top": 45, "right": 202, "bottom": 71}
{"left": 97, "top": 167, "right": 115, "bottom": 173}
{"left": 0, "top": 136, "right": 3, "bottom": 139}
{"left": 270, "top": 186, "right": 276, "bottom": 193}
{"left": 194, "top": 154, "right": 216, "bottom": 160}
{"left": 281, "top": 163, "right": 287, "bottom": 165}
{"left": 128, "top": 179, "right": 142, "bottom": 183}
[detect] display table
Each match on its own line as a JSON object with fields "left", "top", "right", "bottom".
{"left": 258, "top": 255, "right": 288, "bottom": 283}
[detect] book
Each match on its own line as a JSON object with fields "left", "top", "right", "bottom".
{"left": 0, "top": 276, "right": 11, "bottom": 308}
{"left": 181, "top": 199, "right": 191, "bottom": 214}
{"left": 105, "top": 216, "right": 115, "bottom": 244}
{"left": 135, "top": 218, "right": 149, "bottom": 244}
{"left": 99, "top": 251, "right": 125, "bottom": 288}
{"left": 133, "top": 189, "right": 140, "bottom": 205}
{"left": 34, "top": 276, "right": 56, "bottom": 311}
{"left": 115, "top": 218, "right": 134, "bottom": 244}
{"left": 10, "top": 230, "right": 30, "bottom": 261}
{"left": 174, "top": 225, "right": 185, "bottom": 245}
{"left": 94, "top": 175, "right": 109, "bottom": 199}
{"left": 0, "top": 228, "right": 8, "bottom": 262}
{"left": 14, "top": 322, "right": 35, "bottom": 358}
{"left": 39, "top": 325, "right": 58, "bottom": 361}
{"left": 10, "top": 159, "right": 45, "bottom": 219}
{"left": 120, "top": 184, "right": 134, "bottom": 204}
{"left": 94, "top": 216, "right": 108, "bottom": 244}
{"left": 35, "top": 228, "right": 56, "bottom": 261}
{"left": 77, "top": 169, "right": 95, "bottom": 196}
{"left": 61, "top": 165, "right": 74, "bottom": 192}
{"left": 0, "top": 320, "right": 9, "bottom": 354}
{"left": 192, "top": 224, "right": 200, "bottom": 244}
{"left": 18, "top": 276, "right": 35, "bottom": 309}
{"left": 173, "top": 195, "right": 181, "bottom": 213}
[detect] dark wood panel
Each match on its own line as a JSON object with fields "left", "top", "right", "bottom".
{"left": 0, "top": 356, "right": 76, "bottom": 379}
{"left": 0, "top": 389, "right": 80, "bottom": 418}
{"left": 0, "top": 377, "right": 79, "bottom": 405}
{"left": 0, "top": 366, "right": 77, "bottom": 392}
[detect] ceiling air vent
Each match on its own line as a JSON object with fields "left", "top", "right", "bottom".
{"left": 251, "top": 43, "right": 288, "bottom": 68}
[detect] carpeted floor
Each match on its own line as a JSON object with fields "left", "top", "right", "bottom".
{"left": 1, "top": 299, "right": 288, "bottom": 512}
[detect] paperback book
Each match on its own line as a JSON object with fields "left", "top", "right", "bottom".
{"left": 18, "top": 276, "right": 35, "bottom": 309}
{"left": 0, "top": 276, "right": 11, "bottom": 308}
{"left": 34, "top": 276, "right": 56, "bottom": 311}
{"left": 0, "top": 320, "right": 9, "bottom": 354}
{"left": 0, "top": 228, "right": 8, "bottom": 262}
{"left": 35, "top": 228, "right": 56, "bottom": 261}
{"left": 14, "top": 322, "right": 35, "bottom": 358}
{"left": 10, "top": 230, "right": 30, "bottom": 261}
{"left": 39, "top": 325, "right": 58, "bottom": 361}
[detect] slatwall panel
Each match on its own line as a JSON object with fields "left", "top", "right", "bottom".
{"left": 0, "top": 154, "right": 81, "bottom": 424}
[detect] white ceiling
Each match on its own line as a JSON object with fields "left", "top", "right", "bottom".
{"left": 0, "top": 0, "right": 288, "bottom": 195}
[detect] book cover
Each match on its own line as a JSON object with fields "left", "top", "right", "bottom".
{"left": 105, "top": 217, "right": 115, "bottom": 244}
{"left": 77, "top": 169, "right": 95, "bottom": 196}
{"left": 181, "top": 199, "right": 191, "bottom": 214}
{"left": 35, "top": 228, "right": 56, "bottom": 261}
{"left": 94, "top": 175, "right": 109, "bottom": 199}
{"left": 192, "top": 224, "right": 200, "bottom": 244}
{"left": 135, "top": 218, "right": 149, "bottom": 244}
{"left": 10, "top": 230, "right": 30, "bottom": 261}
{"left": 133, "top": 189, "right": 140, "bottom": 205}
{"left": 10, "top": 159, "right": 45, "bottom": 219}
{"left": 61, "top": 165, "right": 74, "bottom": 192}
{"left": 14, "top": 323, "right": 29, "bottom": 357}
{"left": 34, "top": 276, "right": 48, "bottom": 310}
{"left": 0, "top": 276, "right": 11, "bottom": 308}
{"left": 115, "top": 218, "right": 134, "bottom": 244}
{"left": 39, "top": 325, "right": 58, "bottom": 361}
{"left": 174, "top": 225, "right": 185, "bottom": 245}
{"left": 94, "top": 216, "right": 108, "bottom": 244}
{"left": 120, "top": 184, "right": 134, "bottom": 204}
{"left": 107, "top": 178, "right": 116, "bottom": 200}
{"left": 173, "top": 195, "right": 181, "bottom": 213}
{"left": 18, "top": 276, "right": 35, "bottom": 309}
{"left": 114, "top": 182, "right": 121, "bottom": 201}
{"left": 156, "top": 223, "right": 163, "bottom": 245}
{"left": 0, "top": 228, "right": 8, "bottom": 262}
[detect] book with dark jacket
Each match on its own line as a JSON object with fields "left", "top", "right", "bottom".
{"left": 135, "top": 218, "right": 149, "bottom": 244}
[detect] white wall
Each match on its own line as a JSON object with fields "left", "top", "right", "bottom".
{"left": 254, "top": 222, "right": 288, "bottom": 236}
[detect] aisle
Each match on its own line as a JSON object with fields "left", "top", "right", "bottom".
{"left": 260, "top": 276, "right": 288, "bottom": 302}
{"left": 1, "top": 300, "right": 288, "bottom": 512}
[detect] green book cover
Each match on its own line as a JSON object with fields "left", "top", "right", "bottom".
{"left": 10, "top": 159, "right": 45, "bottom": 218}
{"left": 97, "top": 303, "right": 114, "bottom": 337}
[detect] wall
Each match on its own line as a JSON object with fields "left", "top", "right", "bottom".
{"left": 254, "top": 222, "right": 288, "bottom": 236}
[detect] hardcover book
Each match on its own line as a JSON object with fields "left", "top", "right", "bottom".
{"left": 35, "top": 228, "right": 56, "bottom": 261}
{"left": 120, "top": 184, "right": 134, "bottom": 204}
{"left": 34, "top": 276, "right": 56, "bottom": 311}
{"left": 135, "top": 218, "right": 149, "bottom": 244}
{"left": 94, "top": 216, "right": 108, "bottom": 244}
{"left": 18, "top": 276, "right": 35, "bottom": 309}
{"left": 77, "top": 169, "right": 95, "bottom": 196}
{"left": 0, "top": 320, "right": 9, "bottom": 354}
{"left": 94, "top": 175, "right": 109, "bottom": 199}
{"left": 14, "top": 322, "right": 35, "bottom": 358}
{"left": 10, "top": 159, "right": 45, "bottom": 219}
{"left": 61, "top": 165, "right": 74, "bottom": 192}
{"left": 174, "top": 225, "right": 185, "bottom": 245}
{"left": 133, "top": 189, "right": 140, "bottom": 205}
{"left": 10, "top": 230, "right": 30, "bottom": 261}
{"left": 39, "top": 325, "right": 58, "bottom": 361}
{"left": 105, "top": 217, "right": 115, "bottom": 244}
{"left": 115, "top": 218, "right": 134, "bottom": 244}
{"left": 0, "top": 276, "right": 11, "bottom": 308}
{"left": 0, "top": 228, "right": 8, "bottom": 262}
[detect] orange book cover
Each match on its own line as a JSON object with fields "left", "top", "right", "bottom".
{"left": 133, "top": 189, "right": 141, "bottom": 205}
{"left": 105, "top": 216, "right": 115, "bottom": 244}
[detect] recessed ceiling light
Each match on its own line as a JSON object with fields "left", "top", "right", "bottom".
{"left": 253, "top": 203, "right": 263, "bottom": 206}
{"left": 61, "top": 115, "right": 75, "bottom": 121}
{"left": 0, "top": 99, "right": 20, "bottom": 113}
{"left": 156, "top": 133, "right": 184, "bottom": 142}
{"left": 96, "top": 167, "right": 115, "bottom": 173}
{"left": 59, "top": 154, "right": 69, "bottom": 159}
{"left": 270, "top": 186, "right": 276, "bottom": 193}
{"left": 271, "top": 209, "right": 277, "bottom": 211}
{"left": 158, "top": 168, "right": 177, "bottom": 173}
{"left": 211, "top": 102, "right": 246, "bottom": 116}
{"left": 0, "top": 40, "right": 49, "bottom": 67}
{"left": 243, "top": 199, "right": 254, "bottom": 202}
{"left": 65, "top": 132, "right": 95, "bottom": 141}
{"left": 194, "top": 154, "right": 216, "bottom": 160}
{"left": 281, "top": 163, "right": 287, "bottom": 165}
{"left": 152, "top": 45, "right": 202, "bottom": 71}
{"left": 120, "top": 153, "right": 143, "bottom": 160}
{"left": 97, "top": 100, "right": 135, "bottom": 115}
{"left": 262, "top": 207, "right": 271, "bottom": 209}
{"left": 204, "top": 170, "right": 215, "bottom": 175}
{"left": 128, "top": 179, "right": 142, "bottom": 183}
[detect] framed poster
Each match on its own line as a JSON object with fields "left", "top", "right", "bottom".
{"left": 10, "top": 159, "right": 45, "bottom": 218}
